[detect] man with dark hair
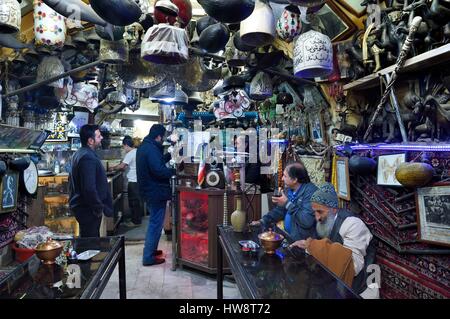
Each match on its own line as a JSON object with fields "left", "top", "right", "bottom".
{"left": 137, "top": 124, "right": 175, "bottom": 266}
{"left": 69, "top": 124, "right": 113, "bottom": 237}
{"left": 251, "top": 162, "right": 318, "bottom": 241}
{"left": 109, "top": 135, "right": 142, "bottom": 226}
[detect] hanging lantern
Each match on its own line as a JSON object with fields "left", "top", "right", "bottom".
{"left": 250, "top": 72, "right": 273, "bottom": 101}
{"left": 36, "top": 56, "right": 65, "bottom": 88}
{"left": 240, "top": 0, "right": 276, "bottom": 47}
{"left": 0, "top": 0, "right": 21, "bottom": 34}
{"left": 34, "top": 0, "right": 66, "bottom": 49}
{"left": 141, "top": 24, "right": 189, "bottom": 64}
{"left": 293, "top": 30, "right": 332, "bottom": 78}
{"left": 99, "top": 39, "right": 129, "bottom": 64}
{"left": 276, "top": 4, "right": 302, "bottom": 43}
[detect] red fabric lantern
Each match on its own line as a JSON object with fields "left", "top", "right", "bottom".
{"left": 154, "top": 0, "right": 192, "bottom": 28}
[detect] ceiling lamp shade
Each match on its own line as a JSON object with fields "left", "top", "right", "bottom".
{"left": 197, "top": 0, "right": 255, "bottom": 24}
{"left": 0, "top": 0, "right": 21, "bottom": 34}
{"left": 118, "top": 52, "right": 167, "bottom": 89}
{"left": 240, "top": 0, "right": 276, "bottom": 47}
{"left": 276, "top": 4, "right": 302, "bottom": 43}
{"left": 90, "top": 0, "right": 142, "bottom": 26}
{"left": 293, "top": 30, "right": 332, "bottom": 78}
{"left": 141, "top": 24, "right": 189, "bottom": 64}
{"left": 198, "top": 23, "right": 230, "bottom": 53}
{"left": 36, "top": 56, "right": 65, "bottom": 88}
{"left": 34, "top": 1, "right": 66, "bottom": 48}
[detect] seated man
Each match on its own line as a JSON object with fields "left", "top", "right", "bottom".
{"left": 251, "top": 162, "right": 318, "bottom": 241}
{"left": 291, "top": 183, "right": 378, "bottom": 298}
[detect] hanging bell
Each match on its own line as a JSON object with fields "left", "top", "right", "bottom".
{"left": 100, "top": 39, "right": 129, "bottom": 64}
{"left": 36, "top": 56, "right": 65, "bottom": 88}
{"left": 293, "top": 30, "right": 333, "bottom": 78}
{"left": 276, "top": 4, "right": 302, "bottom": 43}
{"left": 141, "top": 24, "right": 189, "bottom": 64}
{"left": 0, "top": 0, "right": 21, "bottom": 34}
{"left": 240, "top": 0, "right": 276, "bottom": 47}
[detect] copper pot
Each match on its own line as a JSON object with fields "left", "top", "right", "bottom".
{"left": 258, "top": 229, "right": 284, "bottom": 254}
{"left": 35, "top": 239, "right": 63, "bottom": 265}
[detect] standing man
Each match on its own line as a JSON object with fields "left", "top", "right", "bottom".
{"left": 137, "top": 124, "right": 175, "bottom": 266}
{"left": 69, "top": 124, "right": 113, "bottom": 237}
{"left": 109, "top": 135, "right": 142, "bottom": 226}
{"left": 251, "top": 162, "right": 318, "bottom": 241}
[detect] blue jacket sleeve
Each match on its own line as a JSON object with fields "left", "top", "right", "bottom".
{"left": 78, "top": 157, "right": 104, "bottom": 213}
{"left": 286, "top": 185, "right": 317, "bottom": 229}
{"left": 262, "top": 205, "right": 286, "bottom": 225}
{"left": 147, "top": 151, "right": 175, "bottom": 179}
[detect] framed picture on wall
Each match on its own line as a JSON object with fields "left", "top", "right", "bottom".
{"left": 336, "top": 0, "right": 367, "bottom": 17}
{"left": 377, "top": 153, "right": 406, "bottom": 186}
{"left": 336, "top": 157, "right": 350, "bottom": 201}
{"left": 309, "top": 112, "right": 326, "bottom": 144}
{"left": 0, "top": 171, "right": 19, "bottom": 214}
{"left": 309, "top": 0, "right": 357, "bottom": 42}
{"left": 416, "top": 185, "right": 450, "bottom": 247}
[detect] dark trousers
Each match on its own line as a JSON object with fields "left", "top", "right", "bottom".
{"left": 143, "top": 201, "right": 167, "bottom": 264}
{"left": 76, "top": 211, "right": 102, "bottom": 238}
{"left": 128, "top": 182, "right": 142, "bottom": 225}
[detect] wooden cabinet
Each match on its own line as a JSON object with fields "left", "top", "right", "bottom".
{"left": 176, "top": 186, "right": 261, "bottom": 274}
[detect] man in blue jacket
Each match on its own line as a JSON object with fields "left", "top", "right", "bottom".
{"left": 137, "top": 124, "right": 175, "bottom": 266}
{"left": 251, "top": 162, "right": 318, "bottom": 241}
{"left": 69, "top": 124, "right": 113, "bottom": 237}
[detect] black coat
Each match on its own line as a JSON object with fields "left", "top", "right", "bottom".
{"left": 136, "top": 136, "right": 175, "bottom": 205}
{"left": 69, "top": 146, "right": 113, "bottom": 220}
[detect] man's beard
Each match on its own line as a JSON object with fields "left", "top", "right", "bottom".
{"left": 316, "top": 211, "right": 336, "bottom": 239}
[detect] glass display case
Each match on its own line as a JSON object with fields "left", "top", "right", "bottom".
{"left": 176, "top": 186, "right": 261, "bottom": 274}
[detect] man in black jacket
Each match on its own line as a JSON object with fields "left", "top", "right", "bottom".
{"left": 137, "top": 124, "right": 175, "bottom": 266}
{"left": 69, "top": 124, "right": 113, "bottom": 237}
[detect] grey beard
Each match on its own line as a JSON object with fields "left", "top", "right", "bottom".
{"left": 316, "top": 212, "right": 336, "bottom": 239}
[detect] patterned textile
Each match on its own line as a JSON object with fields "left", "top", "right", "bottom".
{"left": 351, "top": 150, "right": 450, "bottom": 299}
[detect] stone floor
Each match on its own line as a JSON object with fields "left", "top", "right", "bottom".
{"left": 100, "top": 229, "right": 242, "bottom": 299}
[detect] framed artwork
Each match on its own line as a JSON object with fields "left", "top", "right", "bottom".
{"left": 336, "top": 0, "right": 367, "bottom": 17}
{"left": 309, "top": 111, "right": 326, "bottom": 144}
{"left": 377, "top": 153, "right": 406, "bottom": 186}
{"left": 0, "top": 171, "right": 19, "bottom": 214}
{"left": 416, "top": 185, "right": 450, "bottom": 247}
{"left": 309, "top": 0, "right": 357, "bottom": 42}
{"left": 47, "top": 112, "right": 68, "bottom": 142}
{"left": 67, "top": 111, "right": 89, "bottom": 138}
{"left": 298, "top": 155, "right": 326, "bottom": 185}
{"left": 336, "top": 157, "right": 350, "bottom": 201}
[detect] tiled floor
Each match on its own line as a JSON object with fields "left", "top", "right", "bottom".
{"left": 100, "top": 234, "right": 242, "bottom": 299}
